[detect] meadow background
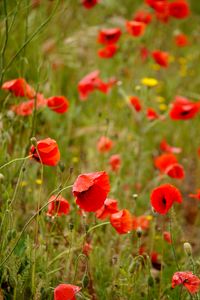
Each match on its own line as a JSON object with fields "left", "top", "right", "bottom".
{"left": 1, "top": 0, "right": 200, "bottom": 299}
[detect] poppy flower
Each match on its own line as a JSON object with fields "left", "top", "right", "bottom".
{"left": 175, "top": 33, "right": 188, "bottom": 47}
{"left": 95, "top": 198, "right": 118, "bottom": 220}
{"left": 47, "top": 96, "right": 69, "bottom": 114}
{"left": 154, "top": 1, "right": 170, "bottom": 23}
{"left": 132, "top": 215, "right": 150, "bottom": 231}
{"left": 154, "top": 153, "right": 178, "bottom": 173}
{"left": 97, "top": 136, "right": 113, "bottom": 153}
{"left": 150, "top": 183, "right": 182, "bottom": 215}
{"left": 11, "top": 100, "right": 35, "bottom": 116}
{"left": 152, "top": 50, "right": 169, "bottom": 68}
{"left": 82, "top": 0, "right": 99, "bottom": 9}
{"left": 73, "top": 171, "right": 110, "bottom": 212}
{"left": 160, "top": 139, "right": 182, "bottom": 154}
{"left": 133, "top": 10, "right": 152, "bottom": 24}
{"left": 54, "top": 283, "right": 81, "bottom": 300}
{"left": 2, "top": 78, "right": 36, "bottom": 99}
{"left": 151, "top": 251, "right": 162, "bottom": 270}
{"left": 78, "top": 70, "right": 116, "bottom": 100}
{"left": 109, "top": 154, "right": 121, "bottom": 172}
{"left": 110, "top": 209, "right": 132, "bottom": 234}
{"left": 98, "top": 44, "right": 118, "bottom": 59}
{"left": 172, "top": 272, "right": 200, "bottom": 294}
{"left": 126, "top": 21, "right": 146, "bottom": 37}
{"left": 169, "top": 1, "right": 190, "bottom": 19}
{"left": 145, "top": 0, "right": 167, "bottom": 9}
{"left": 82, "top": 242, "right": 93, "bottom": 256}
{"left": 11, "top": 93, "right": 46, "bottom": 116}
{"left": 30, "top": 138, "right": 60, "bottom": 166}
{"left": 97, "top": 28, "right": 121, "bottom": 45}
{"left": 165, "top": 163, "right": 185, "bottom": 179}
{"left": 129, "top": 96, "right": 142, "bottom": 112}
{"left": 189, "top": 189, "right": 200, "bottom": 200}
{"left": 146, "top": 108, "right": 159, "bottom": 120}
{"left": 169, "top": 96, "right": 200, "bottom": 120}
{"left": 47, "top": 195, "right": 70, "bottom": 217}
{"left": 163, "top": 231, "right": 172, "bottom": 244}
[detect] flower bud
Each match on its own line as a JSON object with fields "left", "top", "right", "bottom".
{"left": 30, "top": 137, "right": 37, "bottom": 147}
{"left": 136, "top": 227, "right": 142, "bottom": 238}
{"left": 184, "top": 242, "right": 192, "bottom": 256}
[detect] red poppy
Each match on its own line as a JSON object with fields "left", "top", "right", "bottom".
{"left": 95, "top": 198, "right": 118, "bottom": 220}
{"left": 78, "top": 70, "right": 116, "bottom": 100}
{"left": 169, "top": 96, "right": 200, "bottom": 120}
{"left": 151, "top": 251, "right": 162, "bottom": 270}
{"left": 163, "top": 231, "right": 172, "bottom": 244}
{"left": 133, "top": 10, "right": 152, "bottom": 24}
{"left": 54, "top": 284, "right": 81, "bottom": 300}
{"left": 150, "top": 183, "right": 182, "bottom": 215}
{"left": 2, "top": 78, "right": 36, "bottom": 99}
{"left": 169, "top": 1, "right": 190, "bottom": 19}
{"left": 73, "top": 171, "right": 110, "bottom": 212}
{"left": 189, "top": 189, "right": 200, "bottom": 200}
{"left": 129, "top": 96, "right": 142, "bottom": 112}
{"left": 82, "top": 242, "right": 93, "bottom": 256}
{"left": 160, "top": 139, "right": 182, "bottom": 154}
{"left": 97, "top": 28, "right": 121, "bottom": 45}
{"left": 175, "top": 33, "right": 188, "bottom": 47}
{"left": 98, "top": 44, "right": 118, "bottom": 59}
{"left": 146, "top": 108, "right": 159, "bottom": 120}
{"left": 97, "top": 136, "right": 113, "bottom": 153}
{"left": 140, "top": 46, "right": 149, "bottom": 62}
{"left": 132, "top": 215, "right": 150, "bottom": 231}
{"left": 47, "top": 195, "right": 70, "bottom": 217}
{"left": 145, "top": 0, "right": 167, "bottom": 9}
{"left": 11, "top": 100, "right": 34, "bottom": 116}
{"left": 172, "top": 272, "right": 200, "bottom": 294}
{"left": 126, "top": 21, "right": 146, "bottom": 37}
{"left": 154, "top": 153, "right": 178, "bottom": 172}
{"left": 30, "top": 138, "right": 60, "bottom": 166}
{"left": 81, "top": 0, "right": 99, "bottom": 9}
{"left": 47, "top": 96, "right": 69, "bottom": 114}
{"left": 109, "top": 154, "right": 121, "bottom": 172}
{"left": 165, "top": 163, "right": 185, "bottom": 179}
{"left": 110, "top": 209, "right": 132, "bottom": 234}
{"left": 11, "top": 93, "right": 46, "bottom": 116}
{"left": 152, "top": 50, "right": 169, "bottom": 68}
{"left": 154, "top": 1, "right": 170, "bottom": 23}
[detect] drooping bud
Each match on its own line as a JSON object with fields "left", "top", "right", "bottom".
{"left": 184, "top": 242, "right": 192, "bottom": 257}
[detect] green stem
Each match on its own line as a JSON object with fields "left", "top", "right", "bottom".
{"left": 0, "top": 184, "right": 73, "bottom": 267}
{"left": 0, "top": 155, "right": 32, "bottom": 170}
{"left": 169, "top": 210, "right": 180, "bottom": 270}
{"left": 86, "top": 221, "right": 110, "bottom": 235}
{"left": 2, "top": 0, "right": 60, "bottom": 76}
{"left": 0, "top": 0, "right": 9, "bottom": 85}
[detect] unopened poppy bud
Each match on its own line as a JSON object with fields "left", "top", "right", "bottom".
{"left": 85, "top": 224, "right": 89, "bottom": 232}
{"left": 148, "top": 276, "right": 154, "bottom": 287}
{"left": 69, "top": 223, "right": 74, "bottom": 231}
{"left": 136, "top": 227, "right": 142, "bottom": 238}
{"left": 128, "top": 260, "right": 136, "bottom": 273}
{"left": 184, "top": 242, "right": 192, "bottom": 256}
{"left": 59, "top": 162, "right": 65, "bottom": 173}
{"left": 151, "top": 207, "right": 159, "bottom": 216}
{"left": 82, "top": 274, "right": 89, "bottom": 288}
{"left": 0, "top": 173, "right": 4, "bottom": 182}
{"left": 30, "top": 137, "right": 37, "bottom": 147}
{"left": 132, "top": 194, "right": 138, "bottom": 200}
{"left": 112, "top": 255, "right": 118, "bottom": 265}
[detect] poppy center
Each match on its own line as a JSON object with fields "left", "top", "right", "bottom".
{"left": 162, "top": 197, "right": 166, "bottom": 206}
{"left": 180, "top": 110, "right": 191, "bottom": 116}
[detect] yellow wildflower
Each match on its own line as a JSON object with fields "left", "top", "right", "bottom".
{"left": 141, "top": 77, "right": 158, "bottom": 87}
